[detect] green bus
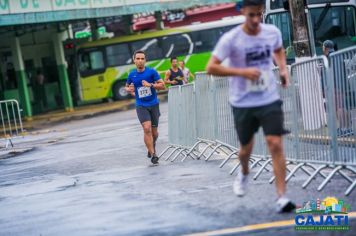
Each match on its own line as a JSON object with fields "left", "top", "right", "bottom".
{"left": 76, "top": 16, "right": 245, "bottom": 101}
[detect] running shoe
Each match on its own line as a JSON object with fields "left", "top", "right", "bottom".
{"left": 233, "top": 173, "right": 248, "bottom": 197}
{"left": 151, "top": 153, "right": 159, "bottom": 164}
{"left": 147, "top": 143, "right": 156, "bottom": 158}
{"left": 276, "top": 196, "right": 296, "bottom": 213}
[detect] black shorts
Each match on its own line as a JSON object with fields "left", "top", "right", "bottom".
{"left": 136, "top": 104, "right": 160, "bottom": 127}
{"left": 232, "top": 100, "right": 289, "bottom": 146}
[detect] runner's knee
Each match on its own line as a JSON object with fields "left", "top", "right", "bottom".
{"left": 266, "top": 136, "right": 283, "bottom": 154}
{"left": 143, "top": 124, "right": 152, "bottom": 135}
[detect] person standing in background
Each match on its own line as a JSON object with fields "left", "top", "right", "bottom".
{"left": 164, "top": 57, "right": 184, "bottom": 86}
{"left": 179, "top": 60, "right": 195, "bottom": 84}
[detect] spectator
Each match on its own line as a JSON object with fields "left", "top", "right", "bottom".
{"left": 179, "top": 60, "right": 195, "bottom": 84}
{"left": 164, "top": 57, "right": 184, "bottom": 86}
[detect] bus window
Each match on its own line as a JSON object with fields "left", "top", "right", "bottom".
{"left": 266, "top": 1, "right": 355, "bottom": 60}
{"left": 191, "top": 28, "right": 219, "bottom": 53}
{"left": 270, "top": 0, "right": 351, "bottom": 10}
{"left": 311, "top": 6, "right": 356, "bottom": 54}
{"left": 130, "top": 38, "right": 163, "bottom": 61}
{"left": 265, "top": 12, "right": 295, "bottom": 62}
{"left": 79, "top": 50, "right": 105, "bottom": 76}
{"left": 106, "top": 43, "right": 131, "bottom": 66}
{"left": 162, "top": 34, "right": 191, "bottom": 58}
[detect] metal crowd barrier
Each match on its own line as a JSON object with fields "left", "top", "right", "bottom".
{"left": 160, "top": 84, "right": 200, "bottom": 162}
{"left": 161, "top": 74, "right": 269, "bottom": 172}
{"left": 160, "top": 48, "right": 356, "bottom": 196}
{"left": 0, "top": 99, "right": 24, "bottom": 149}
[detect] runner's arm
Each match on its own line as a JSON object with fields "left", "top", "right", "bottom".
{"left": 125, "top": 83, "right": 134, "bottom": 92}
{"left": 273, "top": 47, "right": 289, "bottom": 87}
{"left": 152, "top": 79, "right": 165, "bottom": 90}
{"left": 206, "top": 56, "right": 260, "bottom": 81}
{"left": 164, "top": 70, "right": 177, "bottom": 85}
{"left": 125, "top": 76, "right": 134, "bottom": 93}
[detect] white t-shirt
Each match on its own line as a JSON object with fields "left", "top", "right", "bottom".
{"left": 212, "top": 24, "right": 283, "bottom": 108}
{"left": 181, "top": 67, "right": 190, "bottom": 84}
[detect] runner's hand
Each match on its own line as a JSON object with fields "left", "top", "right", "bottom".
{"left": 171, "top": 80, "right": 178, "bottom": 85}
{"left": 242, "top": 68, "right": 261, "bottom": 81}
{"left": 142, "top": 80, "right": 152, "bottom": 87}
{"left": 126, "top": 83, "right": 135, "bottom": 93}
{"left": 279, "top": 69, "right": 289, "bottom": 88}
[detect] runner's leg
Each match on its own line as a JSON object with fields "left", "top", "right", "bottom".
{"left": 142, "top": 121, "right": 155, "bottom": 156}
{"left": 152, "top": 127, "right": 158, "bottom": 153}
{"left": 150, "top": 104, "right": 160, "bottom": 155}
{"left": 265, "top": 135, "right": 286, "bottom": 197}
{"left": 239, "top": 138, "right": 254, "bottom": 175}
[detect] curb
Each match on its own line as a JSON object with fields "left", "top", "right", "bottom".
{"left": 23, "top": 93, "right": 168, "bottom": 131}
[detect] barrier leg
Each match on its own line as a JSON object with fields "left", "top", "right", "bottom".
{"left": 219, "top": 151, "right": 238, "bottom": 168}
{"left": 158, "top": 145, "right": 174, "bottom": 158}
{"left": 250, "top": 158, "right": 271, "bottom": 172}
{"left": 171, "top": 148, "right": 188, "bottom": 162}
{"left": 302, "top": 164, "right": 327, "bottom": 179}
{"left": 229, "top": 161, "right": 241, "bottom": 175}
{"left": 205, "top": 144, "right": 223, "bottom": 161}
{"left": 228, "top": 158, "right": 258, "bottom": 175}
{"left": 302, "top": 164, "right": 328, "bottom": 189}
{"left": 300, "top": 166, "right": 313, "bottom": 177}
{"left": 216, "top": 145, "right": 233, "bottom": 156}
{"left": 197, "top": 143, "right": 215, "bottom": 160}
{"left": 269, "top": 164, "right": 294, "bottom": 184}
{"left": 253, "top": 159, "right": 272, "bottom": 180}
{"left": 181, "top": 150, "right": 198, "bottom": 162}
{"left": 317, "top": 166, "right": 343, "bottom": 191}
{"left": 338, "top": 170, "right": 353, "bottom": 183}
{"left": 181, "top": 150, "right": 195, "bottom": 162}
{"left": 345, "top": 180, "right": 356, "bottom": 196}
{"left": 250, "top": 158, "right": 265, "bottom": 169}
{"left": 285, "top": 163, "right": 306, "bottom": 183}
{"left": 165, "top": 147, "right": 181, "bottom": 161}
{"left": 184, "top": 140, "right": 203, "bottom": 159}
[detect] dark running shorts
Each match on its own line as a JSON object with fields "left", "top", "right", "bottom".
{"left": 232, "top": 100, "right": 289, "bottom": 146}
{"left": 136, "top": 104, "right": 161, "bottom": 127}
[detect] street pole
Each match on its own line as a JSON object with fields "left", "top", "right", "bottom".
{"left": 155, "top": 11, "right": 163, "bottom": 30}
{"left": 288, "top": 0, "right": 312, "bottom": 59}
{"left": 122, "top": 15, "right": 133, "bottom": 35}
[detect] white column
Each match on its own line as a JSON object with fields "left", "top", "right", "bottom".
{"left": 10, "top": 37, "right": 24, "bottom": 71}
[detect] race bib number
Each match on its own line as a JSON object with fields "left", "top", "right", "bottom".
{"left": 138, "top": 86, "right": 152, "bottom": 98}
{"left": 246, "top": 70, "right": 270, "bottom": 92}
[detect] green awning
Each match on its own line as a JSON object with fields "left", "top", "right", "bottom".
{"left": 0, "top": 0, "right": 239, "bottom": 27}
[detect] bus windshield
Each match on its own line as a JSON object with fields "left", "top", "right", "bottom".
{"left": 265, "top": 4, "right": 356, "bottom": 61}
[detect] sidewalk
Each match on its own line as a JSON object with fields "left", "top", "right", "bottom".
{"left": 1, "top": 93, "right": 168, "bottom": 157}
{"left": 23, "top": 93, "right": 168, "bottom": 131}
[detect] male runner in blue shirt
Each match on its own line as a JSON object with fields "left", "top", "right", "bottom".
{"left": 126, "top": 50, "right": 165, "bottom": 164}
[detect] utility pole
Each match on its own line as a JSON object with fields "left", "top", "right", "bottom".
{"left": 155, "top": 11, "right": 163, "bottom": 30}
{"left": 90, "top": 19, "right": 99, "bottom": 41}
{"left": 288, "top": 0, "right": 312, "bottom": 59}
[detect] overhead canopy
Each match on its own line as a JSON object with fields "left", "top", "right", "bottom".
{"left": 0, "top": 0, "right": 239, "bottom": 27}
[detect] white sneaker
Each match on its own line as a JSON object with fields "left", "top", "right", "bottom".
{"left": 276, "top": 196, "right": 296, "bottom": 213}
{"left": 233, "top": 173, "right": 248, "bottom": 197}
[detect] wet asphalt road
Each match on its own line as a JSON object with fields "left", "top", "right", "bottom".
{"left": 0, "top": 102, "right": 355, "bottom": 236}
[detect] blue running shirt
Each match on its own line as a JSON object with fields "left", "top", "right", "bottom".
{"left": 127, "top": 67, "right": 161, "bottom": 107}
